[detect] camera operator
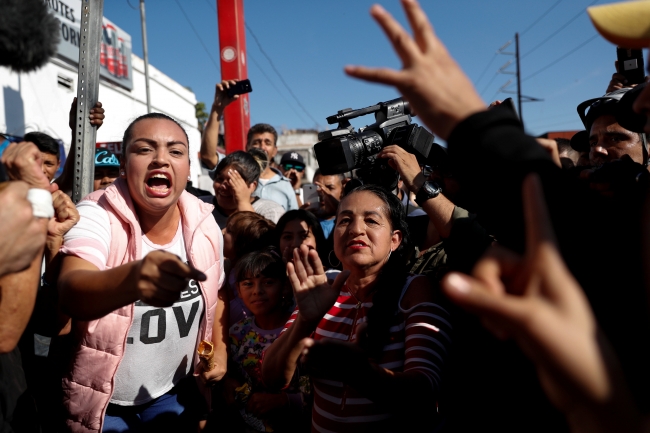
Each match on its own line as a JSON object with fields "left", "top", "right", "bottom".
{"left": 377, "top": 145, "right": 492, "bottom": 284}
{"left": 577, "top": 88, "right": 648, "bottom": 169}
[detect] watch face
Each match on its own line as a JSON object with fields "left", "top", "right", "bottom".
{"left": 424, "top": 181, "right": 441, "bottom": 195}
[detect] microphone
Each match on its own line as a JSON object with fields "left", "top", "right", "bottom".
{"left": 0, "top": 0, "right": 60, "bottom": 72}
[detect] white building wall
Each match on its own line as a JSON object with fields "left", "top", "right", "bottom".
{"left": 0, "top": 54, "right": 203, "bottom": 184}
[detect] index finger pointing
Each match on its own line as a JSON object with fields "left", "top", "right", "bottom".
{"left": 522, "top": 173, "right": 557, "bottom": 256}
{"left": 158, "top": 256, "right": 207, "bottom": 281}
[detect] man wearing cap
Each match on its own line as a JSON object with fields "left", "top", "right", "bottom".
{"left": 572, "top": 87, "right": 649, "bottom": 169}
{"left": 93, "top": 147, "right": 120, "bottom": 191}
{"left": 280, "top": 151, "right": 306, "bottom": 206}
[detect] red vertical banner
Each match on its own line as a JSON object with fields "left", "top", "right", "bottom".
{"left": 217, "top": 0, "right": 250, "bottom": 153}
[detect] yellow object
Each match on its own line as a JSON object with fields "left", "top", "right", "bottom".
{"left": 197, "top": 340, "right": 214, "bottom": 371}
{"left": 588, "top": 0, "right": 650, "bottom": 48}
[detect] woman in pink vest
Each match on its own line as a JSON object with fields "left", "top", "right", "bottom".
{"left": 58, "top": 113, "right": 227, "bottom": 433}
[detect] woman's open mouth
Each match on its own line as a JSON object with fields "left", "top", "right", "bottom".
{"left": 145, "top": 171, "right": 172, "bottom": 197}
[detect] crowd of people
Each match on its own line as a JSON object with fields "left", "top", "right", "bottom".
{"left": 5, "top": 0, "right": 650, "bottom": 432}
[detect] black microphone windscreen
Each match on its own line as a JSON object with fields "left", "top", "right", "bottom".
{"left": 0, "top": 0, "right": 60, "bottom": 72}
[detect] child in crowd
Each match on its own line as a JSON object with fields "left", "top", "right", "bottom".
{"left": 225, "top": 249, "right": 309, "bottom": 432}
{"left": 222, "top": 212, "right": 276, "bottom": 327}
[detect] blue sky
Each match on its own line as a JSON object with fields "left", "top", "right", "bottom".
{"left": 104, "top": 0, "right": 625, "bottom": 138}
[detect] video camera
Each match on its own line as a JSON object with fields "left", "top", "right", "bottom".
{"left": 313, "top": 98, "right": 435, "bottom": 191}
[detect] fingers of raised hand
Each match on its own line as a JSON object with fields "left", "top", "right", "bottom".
{"left": 401, "top": 0, "right": 437, "bottom": 53}
{"left": 300, "top": 245, "right": 314, "bottom": 275}
{"left": 291, "top": 248, "right": 309, "bottom": 284}
{"left": 442, "top": 272, "right": 527, "bottom": 327}
{"left": 344, "top": 65, "right": 404, "bottom": 87}
{"left": 307, "top": 248, "right": 324, "bottom": 275}
{"left": 522, "top": 174, "right": 557, "bottom": 257}
{"left": 286, "top": 261, "right": 302, "bottom": 292}
{"left": 370, "top": 4, "right": 420, "bottom": 67}
{"left": 471, "top": 245, "right": 522, "bottom": 295}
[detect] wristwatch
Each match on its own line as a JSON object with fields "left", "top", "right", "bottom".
{"left": 415, "top": 180, "right": 442, "bottom": 206}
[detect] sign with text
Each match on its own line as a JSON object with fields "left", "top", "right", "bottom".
{"left": 45, "top": 0, "right": 133, "bottom": 90}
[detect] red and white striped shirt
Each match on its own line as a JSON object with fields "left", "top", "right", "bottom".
{"left": 281, "top": 275, "right": 451, "bottom": 432}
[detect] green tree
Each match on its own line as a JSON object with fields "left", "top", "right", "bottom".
{"left": 195, "top": 102, "right": 208, "bottom": 133}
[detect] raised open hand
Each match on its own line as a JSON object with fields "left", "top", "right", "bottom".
{"left": 287, "top": 245, "right": 349, "bottom": 325}
{"left": 344, "top": 0, "right": 485, "bottom": 140}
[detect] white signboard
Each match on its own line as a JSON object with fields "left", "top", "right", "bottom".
{"left": 45, "top": 0, "right": 134, "bottom": 90}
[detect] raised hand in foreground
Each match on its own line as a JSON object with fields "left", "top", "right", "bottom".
{"left": 442, "top": 174, "right": 643, "bottom": 433}
{"left": 344, "top": 0, "right": 486, "bottom": 140}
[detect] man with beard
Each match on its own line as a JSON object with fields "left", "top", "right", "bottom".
{"left": 577, "top": 87, "right": 649, "bottom": 168}
{"left": 280, "top": 151, "right": 306, "bottom": 206}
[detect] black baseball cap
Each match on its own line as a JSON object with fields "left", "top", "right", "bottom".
{"left": 280, "top": 151, "right": 305, "bottom": 166}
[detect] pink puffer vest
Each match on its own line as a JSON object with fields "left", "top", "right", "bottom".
{"left": 61, "top": 178, "right": 224, "bottom": 432}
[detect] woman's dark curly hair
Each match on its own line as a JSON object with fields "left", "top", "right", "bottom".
{"left": 337, "top": 184, "right": 411, "bottom": 359}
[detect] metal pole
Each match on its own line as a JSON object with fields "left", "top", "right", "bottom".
{"left": 140, "top": 0, "right": 151, "bottom": 113}
{"left": 72, "top": 0, "right": 104, "bottom": 203}
{"left": 515, "top": 32, "right": 523, "bottom": 127}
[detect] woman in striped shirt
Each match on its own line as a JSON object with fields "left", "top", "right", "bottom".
{"left": 262, "top": 184, "right": 451, "bottom": 432}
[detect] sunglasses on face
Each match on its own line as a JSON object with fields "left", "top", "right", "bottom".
{"left": 282, "top": 164, "right": 305, "bottom": 172}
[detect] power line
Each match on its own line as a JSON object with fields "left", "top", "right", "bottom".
{"left": 173, "top": 0, "right": 221, "bottom": 73}
{"left": 523, "top": 34, "right": 599, "bottom": 82}
{"left": 244, "top": 23, "right": 319, "bottom": 127}
{"left": 126, "top": 0, "right": 138, "bottom": 11}
{"left": 480, "top": 72, "right": 500, "bottom": 99}
{"left": 248, "top": 55, "right": 310, "bottom": 125}
{"left": 521, "top": 0, "right": 563, "bottom": 36}
{"left": 522, "top": 0, "right": 599, "bottom": 59}
{"left": 475, "top": 52, "right": 498, "bottom": 87}
{"left": 202, "top": 0, "right": 319, "bottom": 127}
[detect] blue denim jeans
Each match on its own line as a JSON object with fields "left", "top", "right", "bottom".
{"left": 103, "top": 377, "right": 205, "bottom": 433}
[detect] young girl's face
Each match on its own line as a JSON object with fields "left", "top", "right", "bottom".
{"left": 280, "top": 219, "right": 317, "bottom": 253}
{"left": 237, "top": 275, "right": 285, "bottom": 317}
{"left": 223, "top": 226, "right": 234, "bottom": 261}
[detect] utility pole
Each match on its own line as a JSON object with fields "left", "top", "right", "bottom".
{"left": 140, "top": 0, "right": 151, "bottom": 113}
{"left": 217, "top": 0, "right": 250, "bottom": 153}
{"left": 515, "top": 33, "right": 523, "bottom": 126}
{"left": 72, "top": 0, "right": 104, "bottom": 203}
{"left": 495, "top": 34, "right": 542, "bottom": 128}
